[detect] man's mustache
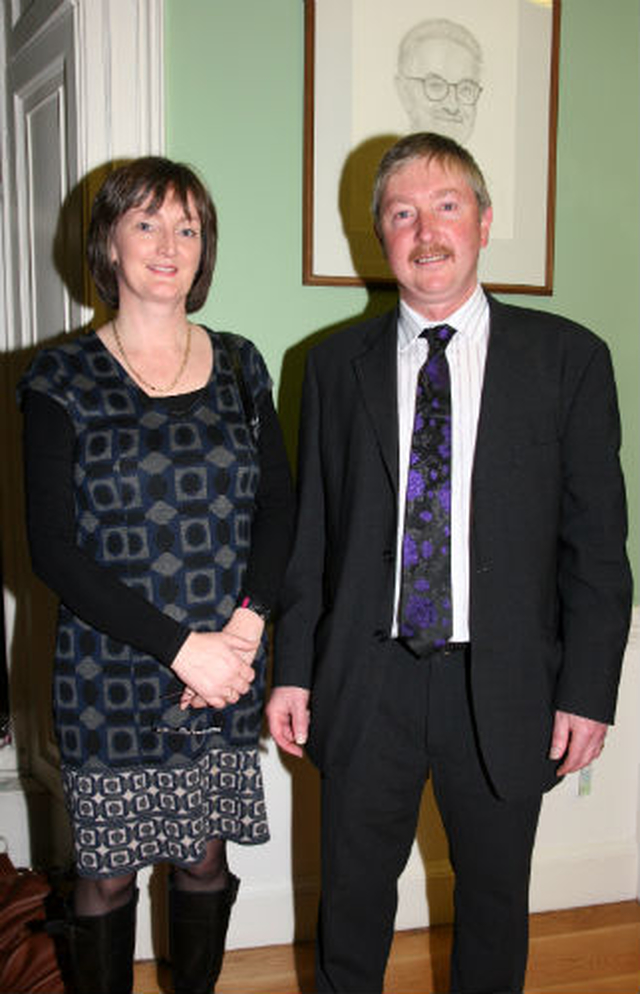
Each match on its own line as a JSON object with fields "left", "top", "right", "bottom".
{"left": 409, "top": 243, "right": 453, "bottom": 263}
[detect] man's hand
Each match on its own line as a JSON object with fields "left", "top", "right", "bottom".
{"left": 267, "top": 686, "right": 311, "bottom": 758}
{"left": 550, "top": 709, "right": 608, "bottom": 776}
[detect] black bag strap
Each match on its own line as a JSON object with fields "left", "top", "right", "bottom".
{"left": 218, "top": 333, "right": 260, "bottom": 443}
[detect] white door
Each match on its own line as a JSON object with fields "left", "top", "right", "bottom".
{"left": 1, "top": 1, "right": 83, "bottom": 805}
{"left": 0, "top": 0, "right": 163, "bottom": 859}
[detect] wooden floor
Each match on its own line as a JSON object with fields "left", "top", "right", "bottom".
{"left": 134, "top": 900, "right": 640, "bottom": 994}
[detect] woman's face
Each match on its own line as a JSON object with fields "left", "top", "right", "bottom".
{"left": 109, "top": 188, "right": 202, "bottom": 311}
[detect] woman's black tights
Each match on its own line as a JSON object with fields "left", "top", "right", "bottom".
{"left": 74, "top": 838, "right": 229, "bottom": 915}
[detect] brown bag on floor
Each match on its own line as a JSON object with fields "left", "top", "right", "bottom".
{"left": 0, "top": 852, "right": 66, "bottom": 993}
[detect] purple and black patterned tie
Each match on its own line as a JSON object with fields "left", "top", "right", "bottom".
{"left": 399, "top": 324, "right": 456, "bottom": 656}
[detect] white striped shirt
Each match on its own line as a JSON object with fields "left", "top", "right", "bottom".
{"left": 392, "top": 284, "right": 490, "bottom": 642}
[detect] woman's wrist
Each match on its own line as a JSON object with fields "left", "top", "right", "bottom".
{"left": 227, "top": 606, "right": 265, "bottom": 641}
{"left": 236, "top": 593, "right": 271, "bottom": 622}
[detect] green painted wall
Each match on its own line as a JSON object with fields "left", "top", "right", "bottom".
{"left": 165, "top": 0, "right": 639, "bottom": 587}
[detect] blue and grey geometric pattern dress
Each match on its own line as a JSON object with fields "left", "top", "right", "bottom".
{"left": 19, "top": 328, "right": 290, "bottom": 877}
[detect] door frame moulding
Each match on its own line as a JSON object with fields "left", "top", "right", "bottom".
{"left": 0, "top": 0, "right": 165, "bottom": 793}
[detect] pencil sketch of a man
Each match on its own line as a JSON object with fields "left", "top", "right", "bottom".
{"left": 396, "top": 18, "right": 483, "bottom": 143}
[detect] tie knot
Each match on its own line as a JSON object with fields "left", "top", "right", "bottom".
{"left": 423, "top": 324, "right": 456, "bottom": 355}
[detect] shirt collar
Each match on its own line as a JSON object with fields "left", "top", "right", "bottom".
{"left": 398, "top": 284, "right": 487, "bottom": 352}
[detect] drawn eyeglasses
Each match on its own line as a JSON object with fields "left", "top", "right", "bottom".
{"left": 403, "top": 73, "right": 482, "bottom": 106}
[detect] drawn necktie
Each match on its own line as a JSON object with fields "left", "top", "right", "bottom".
{"left": 399, "top": 324, "right": 456, "bottom": 656}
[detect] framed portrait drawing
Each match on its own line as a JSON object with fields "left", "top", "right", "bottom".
{"left": 303, "top": 0, "right": 561, "bottom": 293}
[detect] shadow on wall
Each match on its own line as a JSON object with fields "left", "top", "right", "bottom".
{"left": 338, "top": 133, "right": 398, "bottom": 283}
{"left": 278, "top": 132, "right": 403, "bottom": 462}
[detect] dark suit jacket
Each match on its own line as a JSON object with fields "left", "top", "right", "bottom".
{"left": 274, "top": 295, "right": 632, "bottom": 798}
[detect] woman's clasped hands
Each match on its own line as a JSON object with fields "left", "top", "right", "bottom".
{"left": 171, "top": 608, "right": 265, "bottom": 710}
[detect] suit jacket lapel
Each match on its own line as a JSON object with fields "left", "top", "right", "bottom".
{"left": 474, "top": 295, "right": 530, "bottom": 478}
{"left": 475, "top": 297, "right": 510, "bottom": 473}
{"left": 352, "top": 309, "right": 399, "bottom": 493}
{"left": 471, "top": 295, "right": 534, "bottom": 571}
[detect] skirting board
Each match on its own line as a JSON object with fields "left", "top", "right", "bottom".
{"left": 215, "top": 836, "right": 639, "bottom": 952}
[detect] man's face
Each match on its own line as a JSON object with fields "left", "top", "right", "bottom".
{"left": 378, "top": 157, "right": 492, "bottom": 321}
{"left": 397, "top": 37, "right": 480, "bottom": 143}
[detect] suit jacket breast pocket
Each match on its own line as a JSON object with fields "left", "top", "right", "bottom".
{"left": 506, "top": 435, "right": 562, "bottom": 502}
{"left": 510, "top": 433, "right": 560, "bottom": 470}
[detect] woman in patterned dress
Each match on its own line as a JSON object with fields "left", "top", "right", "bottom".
{"left": 19, "top": 157, "right": 294, "bottom": 994}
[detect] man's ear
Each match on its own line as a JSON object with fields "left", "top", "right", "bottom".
{"left": 479, "top": 205, "right": 493, "bottom": 248}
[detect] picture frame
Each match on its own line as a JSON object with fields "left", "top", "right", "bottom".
{"left": 303, "top": 0, "right": 561, "bottom": 294}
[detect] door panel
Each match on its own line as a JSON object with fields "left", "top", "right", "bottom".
{"left": 2, "top": 2, "right": 80, "bottom": 797}
{"left": 1, "top": 1, "right": 163, "bottom": 811}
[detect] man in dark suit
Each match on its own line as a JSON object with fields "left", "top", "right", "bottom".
{"left": 267, "top": 133, "right": 632, "bottom": 994}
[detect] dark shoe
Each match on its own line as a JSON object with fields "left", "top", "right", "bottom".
{"left": 170, "top": 875, "right": 240, "bottom": 994}
{"left": 70, "top": 889, "right": 138, "bottom": 994}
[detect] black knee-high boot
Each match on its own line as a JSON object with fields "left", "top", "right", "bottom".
{"left": 170, "top": 874, "right": 240, "bottom": 994}
{"left": 69, "top": 889, "right": 138, "bottom": 994}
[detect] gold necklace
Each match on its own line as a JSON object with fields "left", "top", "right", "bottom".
{"left": 112, "top": 318, "right": 192, "bottom": 393}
